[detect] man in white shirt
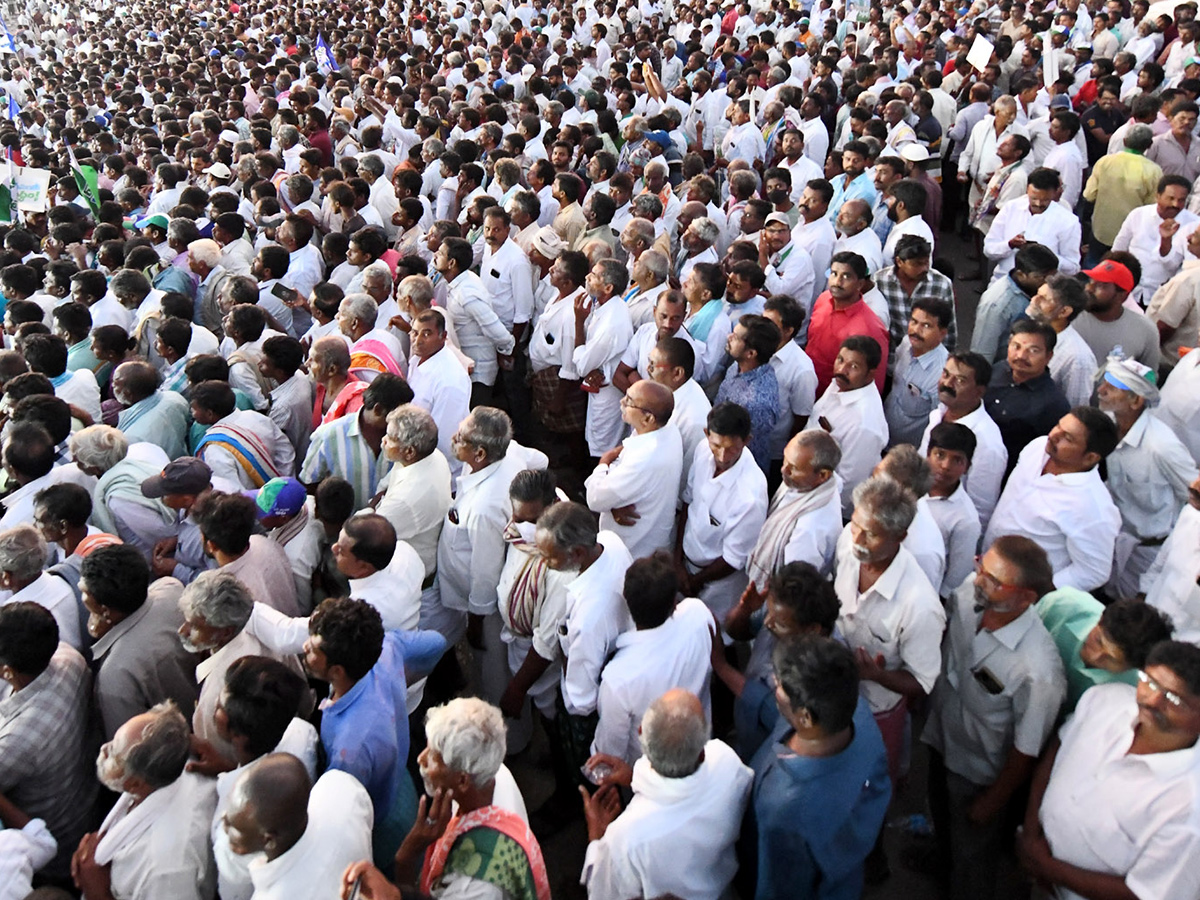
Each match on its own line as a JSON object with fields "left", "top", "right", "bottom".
{"left": 678, "top": 403, "right": 769, "bottom": 622}
{"left": 647, "top": 336, "right": 712, "bottom": 490}
{"left": 574, "top": 259, "right": 636, "bottom": 457}
{"left": 983, "top": 167, "right": 1082, "bottom": 281}
{"left": 1022, "top": 275, "right": 1098, "bottom": 408}
{"left": 480, "top": 206, "right": 536, "bottom": 338}
{"left": 191, "top": 382, "right": 295, "bottom": 490}
{"left": 1110, "top": 175, "right": 1199, "bottom": 307}
{"left": 581, "top": 689, "right": 752, "bottom": 900}
{"left": 1041, "top": 111, "right": 1086, "bottom": 211}
{"left": 984, "top": 407, "right": 1122, "bottom": 592}
{"left": 757, "top": 213, "right": 816, "bottom": 319}
{"left": 833, "top": 199, "right": 885, "bottom": 275}
{"left": 334, "top": 514, "right": 423, "bottom": 633}
{"left": 221, "top": 755, "right": 373, "bottom": 900}
{"left": 405, "top": 310, "right": 471, "bottom": 475}
{"left": 0, "top": 524, "right": 83, "bottom": 651}
{"left": 592, "top": 556, "right": 715, "bottom": 764}
{"left": 805, "top": 336, "right": 890, "bottom": 518}
{"left": 75, "top": 702, "right": 217, "bottom": 900}
{"left": 1021, "top": 641, "right": 1200, "bottom": 900}
{"left": 881, "top": 179, "right": 936, "bottom": 268}
{"left": 761, "top": 295, "right": 818, "bottom": 473}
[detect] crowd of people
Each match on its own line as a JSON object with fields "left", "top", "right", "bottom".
{"left": 2, "top": 0, "right": 1200, "bottom": 897}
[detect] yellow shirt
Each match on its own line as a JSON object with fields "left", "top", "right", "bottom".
{"left": 1082, "top": 150, "right": 1163, "bottom": 246}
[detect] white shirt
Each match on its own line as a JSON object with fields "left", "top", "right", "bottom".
{"left": 1042, "top": 140, "right": 1085, "bottom": 210}
{"left": 349, "top": 539, "right": 424, "bottom": 631}
{"left": 783, "top": 154, "right": 825, "bottom": 203}
{"left": 767, "top": 341, "right": 818, "bottom": 462}
{"left": 1111, "top": 204, "right": 1200, "bottom": 306}
{"left": 792, "top": 216, "right": 837, "bottom": 306}
{"left": 480, "top": 238, "right": 536, "bottom": 328}
{"left": 834, "top": 228, "right": 883, "bottom": 277}
{"left": 882, "top": 215, "right": 936, "bottom": 269}
{"left": 1039, "top": 683, "right": 1200, "bottom": 900}
{"left": 246, "top": 770, "right": 374, "bottom": 900}
{"left": 0, "top": 819, "right": 56, "bottom": 900}
{"left": 574, "top": 297, "right": 635, "bottom": 456}
{"left": 559, "top": 531, "right": 634, "bottom": 716}
{"left": 585, "top": 426, "right": 683, "bottom": 559}
{"left": 199, "top": 409, "right": 296, "bottom": 490}
{"left": 581, "top": 739, "right": 752, "bottom": 900}
{"left": 408, "top": 346, "right": 472, "bottom": 474}
{"left": 55, "top": 368, "right": 102, "bottom": 424}
{"left": 622, "top": 322, "right": 704, "bottom": 381}
{"left": 983, "top": 198, "right": 1082, "bottom": 281}
{"left": 1141, "top": 503, "right": 1200, "bottom": 642}
{"left": 1047, "top": 326, "right": 1097, "bottom": 408}
{"left": 984, "top": 437, "right": 1121, "bottom": 592}
{"left": 805, "top": 382, "right": 889, "bottom": 518}
{"left": 900, "top": 501, "right": 947, "bottom": 599}
{"left": 1106, "top": 409, "right": 1197, "bottom": 541}
{"left": 529, "top": 289, "right": 582, "bottom": 376}
{"left": 375, "top": 451, "right": 452, "bottom": 580}
{"left": 834, "top": 541, "right": 946, "bottom": 713}
{"left": 1, "top": 572, "right": 82, "bottom": 652}
{"left": 923, "top": 488, "right": 981, "bottom": 597}
{"left": 94, "top": 772, "right": 217, "bottom": 900}
{"left": 762, "top": 243, "right": 816, "bottom": 317}
{"left": 1155, "top": 347, "right": 1200, "bottom": 466}
{"left": 919, "top": 403, "right": 1008, "bottom": 534}
{"left": 592, "top": 597, "right": 714, "bottom": 764}
{"left": 682, "top": 442, "right": 768, "bottom": 574}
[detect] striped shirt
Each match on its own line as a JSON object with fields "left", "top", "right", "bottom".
{"left": 300, "top": 412, "right": 393, "bottom": 510}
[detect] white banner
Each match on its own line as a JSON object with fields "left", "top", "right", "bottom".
{"left": 13, "top": 166, "right": 51, "bottom": 211}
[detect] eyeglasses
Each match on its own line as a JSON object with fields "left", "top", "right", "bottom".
{"left": 1137, "top": 669, "right": 1189, "bottom": 708}
{"left": 973, "top": 556, "right": 1025, "bottom": 593}
{"left": 620, "top": 395, "right": 650, "bottom": 413}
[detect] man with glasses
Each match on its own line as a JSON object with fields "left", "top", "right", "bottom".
{"left": 1020, "top": 640, "right": 1200, "bottom": 900}
{"left": 921, "top": 535, "right": 1067, "bottom": 900}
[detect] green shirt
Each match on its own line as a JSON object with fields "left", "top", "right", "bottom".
{"left": 1035, "top": 587, "right": 1137, "bottom": 713}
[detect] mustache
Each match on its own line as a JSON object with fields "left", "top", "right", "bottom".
{"left": 938, "top": 384, "right": 956, "bottom": 397}
{"left": 834, "top": 373, "right": 850, "bottom": 384}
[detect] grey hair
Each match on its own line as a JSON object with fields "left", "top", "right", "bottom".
{"left": 729, "top": 169, "right": 761, "bottom": 195}
{"left": 627, "top": 115, "right": 648, "bottom": 135}
{"left": 494, "top": 158, "right": 521, "bottom": 188}
{"left": 795, "top": 429, "right": 842, "bottom": 473}
{"left": 993, "top": 94, "right": 1017, "bottom": 112}
{"left": 70, "top": 425, "right": 130, "bottom": 473}
{"left": 623, "top": 217, "right": 656, "bottom": 247}
{"left": 645, "top": 160, "right": 669, "bottom": 178}
{"left": 340, "top": 293, "right": 379, "bottom": 329}
{"left": 632, "top": 193, "right": 664, "bottom": 218}
{"left": 535, "top": 501, "right": 598, "bottom": 555}
{"left": 121, "top": 700, "right": 192, "bottom": 790}
{"left": 508, "top": 190, "right": 540, "bottom": 220}
{"left": 689, "top": 216, "right": 720, "bottom": 246}
{"left": 424, "top": 697, "right": 506, "bottom": 787}
{"left": 278, "top": 125, "right": 301, "bottom": 147}
{"left": 362, "top": 266, "right": 393, "bottom": 295}
{"left": 1125, "top": 124, "right": 1154, "bottom": 152}
{"left": 878, "top": 444, "right": 933, "bottom": 497}
{"left": 357, "top": 153, "right": 385, "bottom": 178}
{"left": 639, "top": 693, "right": 708, "bottom": 778}
{"left": 851, "top": 475, "right": 917, "bottom": 537}
{"left": 462, "top": 407, "right": 512, "bottom": 461}
{"left": 386, "top": 404, "right": 439, "bottom": 457}
{"left": 424, "top": 138, "right": 446, "bottom": 157}
{"left": 398, "top": 275, "right": 434, "bottom": 310}
{"left": 639, "top": 249, "right": 669, "bottom": 283}
{"left": 0, "top": 525, "right": 48, "bottom": 581}
{"left": 178, "top": 570, "right": 254, "bottom": 631}
{"left": 109, "top": 269, "right": 151, "bottom": 301}
{"left": 187, "top": 238, "right": 223, "bottom": 268}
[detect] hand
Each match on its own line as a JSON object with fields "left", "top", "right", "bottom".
{"left": 583, "top": 752, "right": 634, "bottom": 788}
{"left": 388, "top": 314, "right": 411, "bottom": 333}
{"left": 1015, "top": 824, "right": 1055, "bottom": 885}
{"left": 598, "top": 444, "right": 623, "bottom": 466}
{"left": 1008, "top": 233, "right": 1027, "bottom": 249}
{"left": 186, "top": 735, "right": 236, "bottom": 777}
{"left": 1160, "top": 217, "right": 1180, "bottom": 240}
{"left": 610, "top": 503, "right": 641, "bottom": 526}
{"left": 401, "top": 789, "right": 454, "bottom": 854}
{"left": 466, "top": 613, "right": 485, "bottom": 651}
{"left": 341, "top": 861, "right": 402, "bottom": 900}
{"left": 497, "top": 352, "right": 515, "bottom": 371}
{"left": 72, "top": 832, "right": 113, "bottom": 900}
{"left": 583, "top": 369, "right": 607, "bottom": 390}
{"left": 151, "top": 537, "right": 178, "bottom": 578}
{"left": 574, "top": 292, "right": 593, "bottom": 321}
{"left": 737, "top": 580, "right": 769, "bottom": 614}
{"left": 854, "top": 647, "right": 888, "bottom": 683}
{"left": 958, "top": 172, "right": 970, "bottom": 183}
{"left": 580, "top": 783, "right": 623, "bottom": 842}
{"left": 499, "top": 680, "right": 526, "bottom": 720}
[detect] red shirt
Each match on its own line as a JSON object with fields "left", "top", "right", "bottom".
{"left": 312, "top": 376, "right": 368, "bottom": 430}
{"left": 805, "top": 292, "right": 890, "bottom": 395}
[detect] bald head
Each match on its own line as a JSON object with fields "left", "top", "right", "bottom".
{"left": 310, "top": 334, "right": 351, "bottom": 375}
{"left": 679, "top": 200, "right": 708, "bottom": 233}
{"left": 627, "top": 379, "right": 674, "bottom": 428}
{"left": 837, "top": 198, "right": 873, "bottom": 235}
{"left": 225, "top": 753, "right": 311, "bottom": 861}
{"left": 639, "top": 689, "right": 707, "bottom": 778}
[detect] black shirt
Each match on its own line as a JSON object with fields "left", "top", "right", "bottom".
{"left": 986, "top": 362, "right": 1071, "bottom": 478}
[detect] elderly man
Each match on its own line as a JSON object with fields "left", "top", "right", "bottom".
{"left": 114, "top": 360, "right": 190, "bottom": 460}
{"left": 621, "top": 247, "right": 670, "bottom": 330}
{"left": 923, "top": 536, "right": 1066, "bottom": 900}
{"left": 985, "top": 407, "right": 1122, "bottom": 592}
{"left": 833, "top": 198, "right": 884, "bottom": 275}
{"left": 1019, "top": 274, "right": 1098, "bottom": 408}
{"left": 0, "top": 524, "right": 82, "bottom": 650}
{"left": 73, "top": 702, "right": 217, "bottom": 900}
{"left": 221, "top": 754, "right": 373, "bottom": 900}
{"left": 309, "top": 336, "right": 367, "bottom": 428}
{"left": 675, "top": 211, "right": 722, "bottom": 284}
{"left": 1020, "top": 641, "right": 1200, "bottom": 900}
{"left": 744, "top": 635, "right": 892, "bottom": 900}
{"left": 1141, "top": 472, "right": 1200, "bottom": 641}
{"left": 580, "top": 689, "right": 752, "bottom": 900}
{"left": 0, "top": 602, "right": 95, "bottom": 878}
{"left": 835, "top": 476, "right": 946, "bottom": 783}
{"left": 1097, "top": 357, "right": 1198, "bottom": 597}
{"left": 585, "top": 380, "right": 683, "bottom": 559}
{"left": 407, "top": 309, "right": 471, "bottom": 475}
{"left": 338, "top": 293, "right": 406, "bottom": 381}
{"left": 189, "top": 238, "right": 232, "bottom": 336}
{"left": 959, "top": 95, "right": 1028, "bottom": 215}
{"left": 79, "top": 543, "right": 197, "bottom": 741}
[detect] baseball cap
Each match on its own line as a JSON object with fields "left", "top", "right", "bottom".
{"left": 764, "top": 211, "right": 792, "bottom": 227}
{"left": 644, "top": 130, "right": 672, "bottom": 148}
{"left": 244, "top": 477, "right": 307, "bottom": 518}
{"left": 135, "top": 213, "right": 170, "bottom": 230}
{"left": 203, "top": 162, "right": 232, "bottom": 179}
{"left": 141, "top": 457, "right": 213, "bottom": 498}
{"left": 1082, "top": 260, "right": 1135, "bottom": 292}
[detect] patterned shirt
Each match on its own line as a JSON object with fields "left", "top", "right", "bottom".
{"left": 874, "top": 266, "right": 957, "bottom": 370}
{"left": 716, "top": 363, "right": 780, "bottom": 473}
{"left": 300, "top": 411, "right": 393, "bottom": 510}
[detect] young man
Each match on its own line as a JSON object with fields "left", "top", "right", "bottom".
{"left": 924, "top": 422, "right": 982, "bottom": 597}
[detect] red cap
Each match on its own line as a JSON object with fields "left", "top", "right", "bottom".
{"left": 1081, "top": 260, "right": 1135, "bottom": 292}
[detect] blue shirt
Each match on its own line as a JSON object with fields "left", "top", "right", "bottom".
{"left": 716, "top": 364, "right": 779, "bottom": 473}
{"left": 743, "top": 696, "right": 892, "bottom": 900}
{"left": 827, "top": 172, "right": 878, "bottom": 222}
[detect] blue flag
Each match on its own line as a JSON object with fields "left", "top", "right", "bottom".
{"left": 0, "top": 15, "right": 16, "bottom": 53}
{"left": 5, "top": 95, "right": 17, "bottom": 121}
{"left": 315, "top": 34, "right": 337, "bottom": 76}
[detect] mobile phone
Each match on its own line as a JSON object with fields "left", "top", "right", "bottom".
{"left": 271, "top": 283, "right": 299, "bottom": 303}
{"left": 347, "top": 874, "right": 363, "bottom": 900}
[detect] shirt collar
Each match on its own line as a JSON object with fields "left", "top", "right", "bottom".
{"left": 987, "top": 604, "right": 1038, "bottom": 650}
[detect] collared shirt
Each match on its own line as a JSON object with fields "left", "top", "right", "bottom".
{"left": 1039, "top": 683, "right": 1200, "bottom": 900}
{"left": 792, "top": 217, "right": 837, "bottom": 305}
{"left": 715, "top": 364, "right": 780, "bottom": 472}
{"left": 623, "top": 282, "right": 668, "bottom": 330}
{"left": 806, "top": 293, "right": 890, "bottom": 395}
{"left": 622, "top": 321, "right": 704, "bottom": 382}
{"left": 246, "top": 771, "right": 373, "bottom": 900}
{"left": 970, "top": 274, "right": 1030, "bottom": 363}
{"left": 765, "top": 341, "right": 817, "bottom": 461}
{"left": 268, "top": 373, "right": 315, "bottom": 461}
{"left": 408, "top": 346, "right": 471, "bottom": 474}
{"left": 593, "top": 597, "right": 715, "bottom": 764}
{"left": 53, "top": 368, "right": 102, "bottom": 424}
{"left": 585, "top": 426, "right": 683, "bottom": 559}
{"left": 349, "top": 540, "right": 423, "bottom": 631}
{"left": 301, "top": 411, "right": 393, "bottom": 511}
{"left": 875, "top": 268, "right": 957, "bottom": 369}
{"left": 923, "top": 488, "right": 981, "bottom": 597}
{"left": 560, "top": 530, "right": 634, "bottom": 716}
{"left": 683, "top": 443, "right": 768, "bottom": 573}
{"left": 920, "top": 404, "right": 1008, "bottom": 533}
{"left": 827, "top": 171, "right": 878, "bottom": 221}
{"left": 922, "top": 586, "right": 1065, "bottom": 786}
{"left": 0, "top": 644, "right": 95, "bottom": 877}
{"left": 1106, "top": 410, "right": 1197, "bottom": 540}
{"left": 1141, "top": 503, "right": 1200, "bottom": 642}
{"left": 833, "top": 227, "right": 883, "bottom": 276}
{"left": 985, "top": 437, "right": 1122, "bottom": 592}
{"left": 762, "top": 242, "right": 816, "bottom": 315}
{"left": 0, "top": 572, "right": 81, "bottom": 651}
{"left": 376, "top": 451, "right": 452, "bottom": 580}
{"left": 806, "top": 382, "right": 889, "bottom": 518}
{"left": 985, "top": 363, "right": 1071, "bottom": 470}
{"left": 885, "top": 342, "right": 948, "bottom": 448}
{"left": 530, "top": 288, "right": 583, "bottom": 375}
{"left": 582, "top": 738, "right": 752, "bottom": 900}
{"left": 1146, "top": 128, "right": 1200, "bottom": 181}
{"left": 119, "top": 391, "right": 191, "bottom": 461}
{"left": 1044, "top": 325, "right": 1097, "bottom": 409}
{"left": 899, "top": 503, "right": 947, "bottom": 602}
{"left": 1111, "top": 203, "right": 1200, "bottom": 305}
{"left": 1035, "top": 588, "right": 1138, "bottom": 713}
{"left": 1082, "top": 150, "right": 1163, "bottom": 246}
{"left": 881, "top": 215, "right": 936, "bottom": 269}
{"left": 90, "top": 579, "right": 198, "bottom": 741}
{"left": 481, "top": 238, "right": 537, "bottom": 328}
{"left": 222, "top": 535, "right": 302, "bottom": 616}
{"left": 983, "top": 198, "right": 1082, "bottom": 282}
{"left": 445, "top": 269, "right": 516, "bottom": 386}
{"left": 1148, "top": 258, "right": 1200, "bottom": 362}
{"left": 199, "top": 409, "right": 296, "bottom": 491}
{"left": 835, "top": 542, "right": 945, "bottom": 713}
